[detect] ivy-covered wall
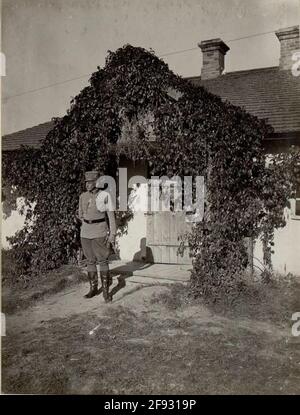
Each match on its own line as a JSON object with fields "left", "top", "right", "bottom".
{"left": 2, "top": 45, "right": 300, "bottom": 297}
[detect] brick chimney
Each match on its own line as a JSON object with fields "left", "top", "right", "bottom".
{"left": 198, "top": 38, "right": 230, "bottom": 80}
{"left": 275, "top": 25, "right": 299, "bottom": 70}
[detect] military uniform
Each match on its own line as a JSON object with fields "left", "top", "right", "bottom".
{"left": 79, "top": 171, "right": 116, "bottom": 302}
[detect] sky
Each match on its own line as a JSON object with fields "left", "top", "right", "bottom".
{"left": 2, "top": 0, "right": 300, "bottom": 135}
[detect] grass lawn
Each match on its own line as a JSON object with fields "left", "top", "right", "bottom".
{"left": 2, "top": 265, "right": 300, "bottom": 395}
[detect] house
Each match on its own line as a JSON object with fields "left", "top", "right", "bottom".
{"left": 2, "top": 25, "right": 300, "bottom": 275}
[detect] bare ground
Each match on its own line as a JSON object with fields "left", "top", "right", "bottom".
{"left": 2, "top": 268, "right": 300, "bottom": 395}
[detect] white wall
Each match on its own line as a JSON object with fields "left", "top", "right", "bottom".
{"left": 117, "top": 182, "right": 148, "bottom": 261}
{"left": 117, "top": 211, "right": 147, "bottom": 261}
{"left": 253, "top": 202, "right": 300, "bottom": 275}
{"left": 1, "top": 198, "right": 28, "bottom": 249}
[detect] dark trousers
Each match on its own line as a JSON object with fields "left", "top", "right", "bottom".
{"left": 81, "top": 237, "right": 110, "bottom": 273}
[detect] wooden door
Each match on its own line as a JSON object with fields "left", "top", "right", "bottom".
{"left": 146, "top": 211, "right": 192, "bottom": 264}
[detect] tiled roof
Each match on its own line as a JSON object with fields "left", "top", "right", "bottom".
{"left": 189, "top": 66, "right": 300, "bottom": 135}
{"left": 2, "top": 66, "right": 300, "bottom": 151}
{"left": 2, "top": 121, "right": 54, "bottom": 151}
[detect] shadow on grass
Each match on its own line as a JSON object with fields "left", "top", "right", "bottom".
{"left": 149, "top": 274, "right": 300, "bottom": 325}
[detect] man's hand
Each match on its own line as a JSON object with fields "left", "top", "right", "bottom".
{"left": 105, "top": 234, "right": 116, "bottom": 248}
{"left": 108, "top": 234, "right": 116, "bottom": 244}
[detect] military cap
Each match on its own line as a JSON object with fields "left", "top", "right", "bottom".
{"left": 85, "top": 170, "right": 99, "bottom": 182}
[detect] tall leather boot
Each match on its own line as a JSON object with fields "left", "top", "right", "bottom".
{"left": 101, "top": 271, "right": 112, "bottom": 303}
{"left": 84, "top": 271, "right": 98, "bottom": 298}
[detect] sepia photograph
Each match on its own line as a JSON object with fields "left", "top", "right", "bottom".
{"left": 1, "top": 0, "right": 300, "bottom": 398}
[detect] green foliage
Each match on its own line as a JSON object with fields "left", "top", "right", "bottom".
{"left": 2, "top": 44, "right": 300, "bottom": 297}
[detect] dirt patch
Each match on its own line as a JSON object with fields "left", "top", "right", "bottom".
{"left": 2, "top": 278, "right": 300, "bottom": 394}
{"left": 2, "top": 264, "right": 87, "bottom": 314}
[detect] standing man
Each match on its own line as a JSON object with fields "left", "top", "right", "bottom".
{"left": 78, "top": 170, "right": 116, "bottom": 303}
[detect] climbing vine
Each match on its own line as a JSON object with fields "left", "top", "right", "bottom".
{"left": 3, "top": 45, "right": 300, "bottom": 296}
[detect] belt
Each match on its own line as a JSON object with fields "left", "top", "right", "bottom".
{"left": 83, "top": 218, "right": 106, "bottom": 224}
